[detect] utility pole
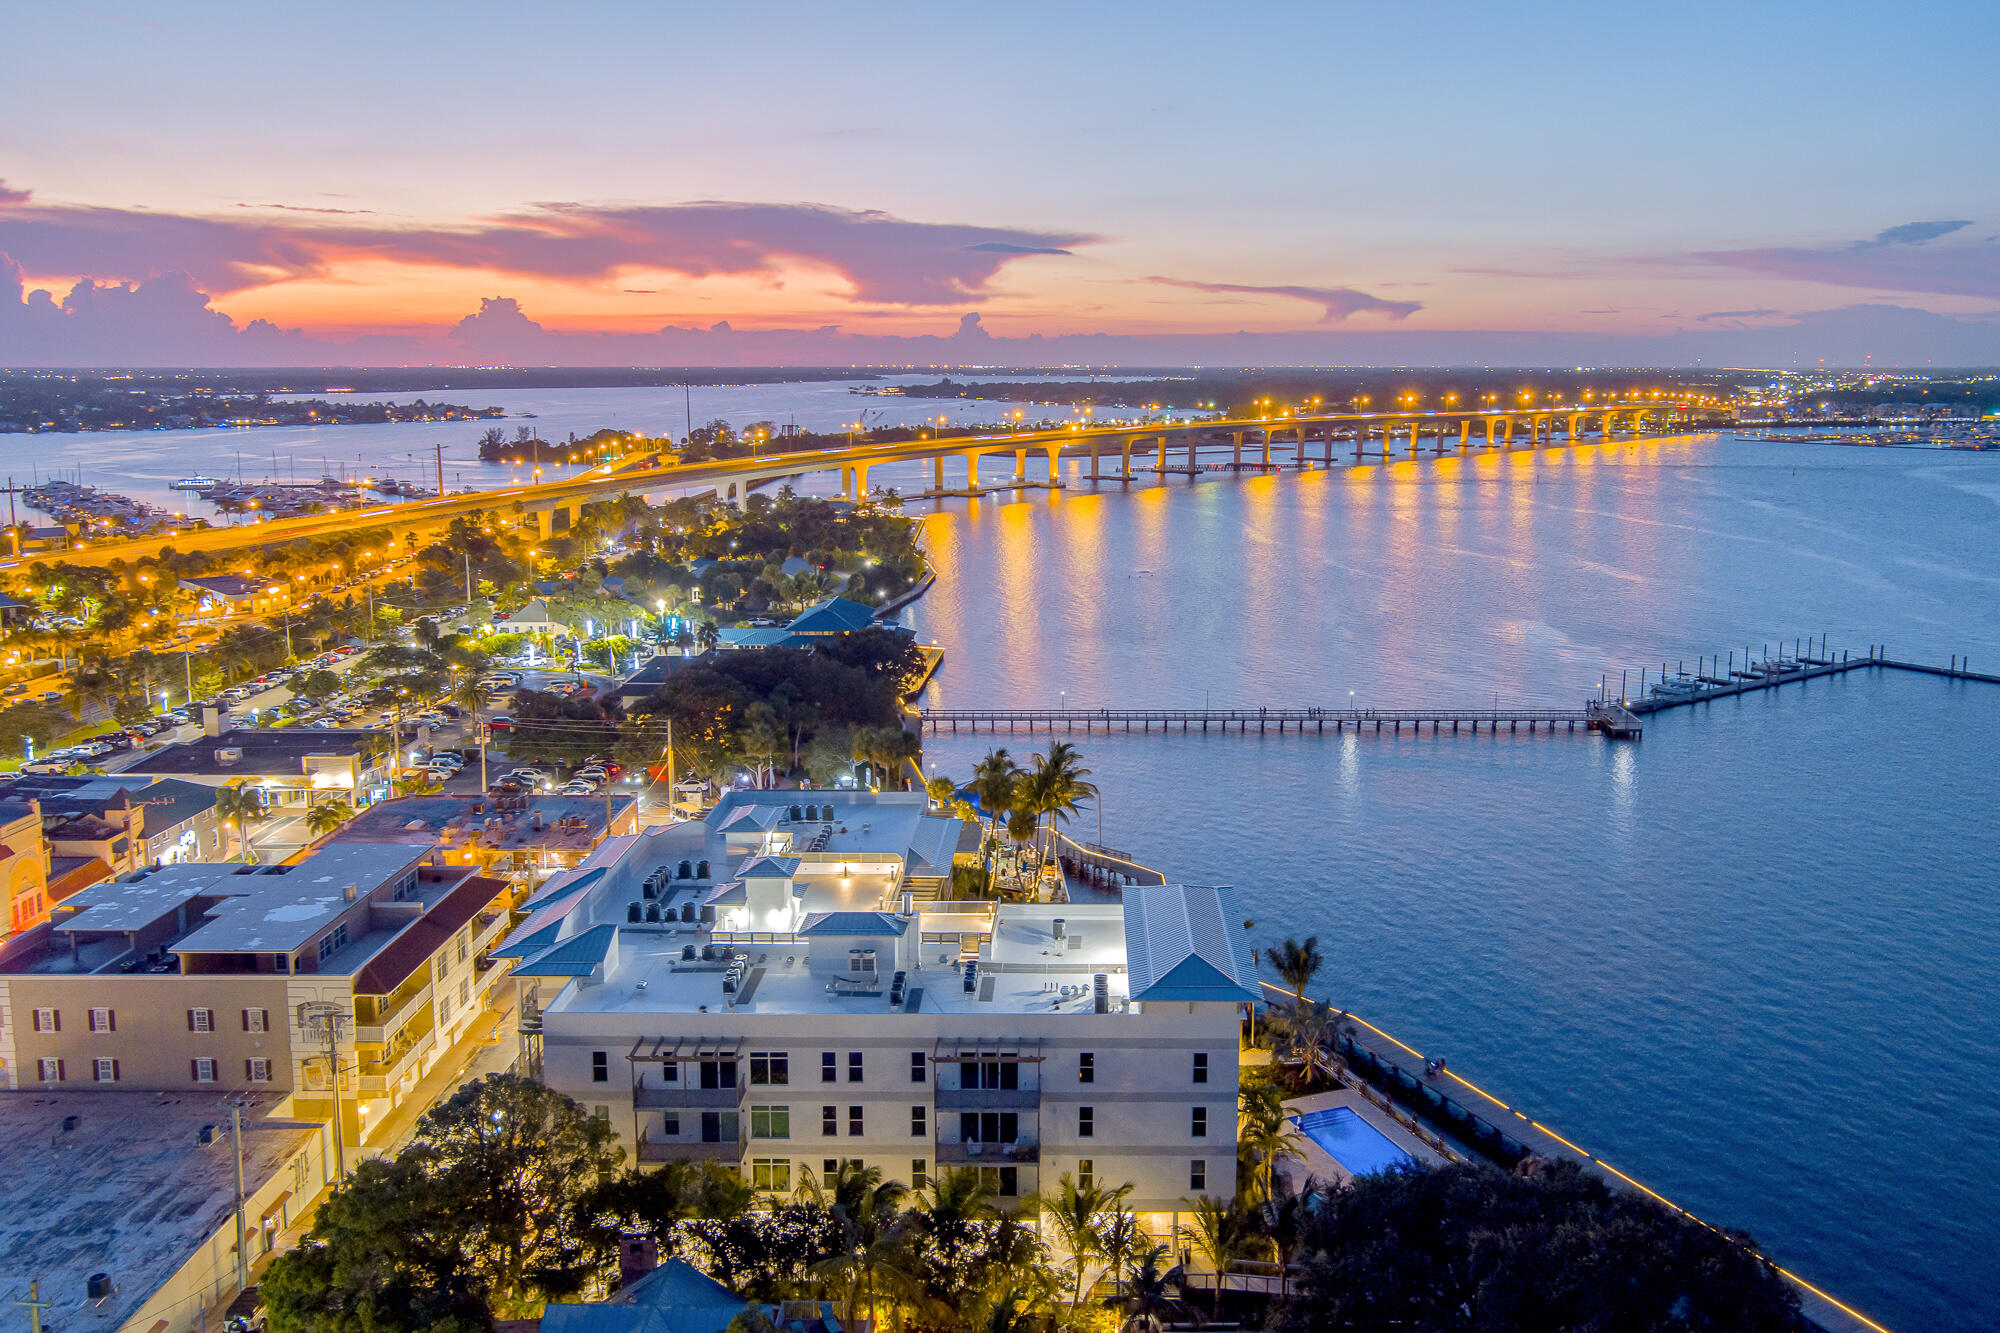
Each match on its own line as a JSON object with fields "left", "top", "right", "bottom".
{"left": 435, "top": 441, "right": 445, "bottom": 499}
{"left": 464, "top": 553, "right": 474, "bottom": 610}
{"left": 229, "top": 1099, "right": 249, "bottom": 1292}
{"left": 14, "top": 1281, "right": 50, "bottom": 1333}
{"left": 300, "top": 1002, "right": 350, "bottom": 1179}
{"left": 478, "top": 721, "right": 489, "bottom": 791}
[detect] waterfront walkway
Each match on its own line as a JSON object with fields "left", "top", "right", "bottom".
{"left": 920, "top": 705, "right": 1596, "bottom": 735}
{"left": 1263, "top": 983, "right": 1893, "bottom": 1333}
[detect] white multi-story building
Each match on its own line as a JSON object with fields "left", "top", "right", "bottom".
{"left": 497, "top": 791, "right": 1256, "bottom": 1224}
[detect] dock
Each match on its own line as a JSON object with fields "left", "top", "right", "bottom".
{"left": 1613, "top": 643, "right": 1999, "bottom": 718}
{"left": 920, "top": 705, "right": 1599, "bottom": 735}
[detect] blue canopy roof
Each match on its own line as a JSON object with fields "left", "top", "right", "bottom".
{"left": 510, "top": 922, "right": 618, "bottom": 977}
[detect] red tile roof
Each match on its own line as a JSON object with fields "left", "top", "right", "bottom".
{"left": 353, "top": 874, "right": 510, "bottom": 996}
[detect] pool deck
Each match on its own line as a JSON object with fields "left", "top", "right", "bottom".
{"left": 1278, "top": 1089, "right": 1447, "bottom": 1189}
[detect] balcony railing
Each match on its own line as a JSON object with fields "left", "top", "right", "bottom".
{"left": 357, "top": 1028, "right": 435, "bottom": 1093}
{"left": 634, "top": 1084, "right": 743, "bottom": 1110}
{"left": 936, "top": 1139, "right": 1039, "bottom": 1164}
{"left": 936, "top": 1086, "right": 1041, "bottom": 1111}
{"left": 637, "top": 1138, "right": 742, "bottom": 1163}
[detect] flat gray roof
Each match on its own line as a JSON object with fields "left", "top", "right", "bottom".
{"left": 0, "top": 1091, "right": 317, "bottom": 1333}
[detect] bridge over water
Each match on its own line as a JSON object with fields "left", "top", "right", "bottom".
{"left": 7, "top": 400, "right": 1692, "bottom": 572}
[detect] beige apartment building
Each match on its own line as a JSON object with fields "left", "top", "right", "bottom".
{"left": 0, "top": 842, "right": 514, "bottom": 1152}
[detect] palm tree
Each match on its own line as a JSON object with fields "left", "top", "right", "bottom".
{"left": 1270, "top": 935, "right": 1323, "bottom": 1008}
{"left": 212, "top": 784, "right": 267, "bottom": 862}
{"left": 451, "top": 676, "right": 487, "bottom": 720}
{"left": 1114, "top": 1244, "right": 1176, "bottom": 1333}
{"left": 924, "top": 774, "right": 958, "bottom": 809}
{"left": 1262, "top": 1179, "right": 1319, "bottom": 1298}
{"left": 304, "top": 799, "right": 355, "bottom": 839}
{"left": 1037, "top": 1171, "right": 1133, "bottom": 1312}
{"left": 1025, "top": 741, "right": 1097, "bottom": 859}
{"left": 808, "top": 1164, "right": 917, "bottom": 1333}
{"left": 1179, "top": 1195, "right": 1262, "bottom": 1319}
{"left": 970, "top": 748, "right": 1021, "bottom": 836}
{"left": 911, "top": 1165, "right": 999, "bottom": 1263}
{"left": 1237, "top": 1082, "right": 1302, "bottom": 1204}
{"left": 696, "top": 619, "right": 720, "bottom": 654}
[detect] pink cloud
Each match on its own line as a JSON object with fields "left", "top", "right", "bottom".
{"left": 1692, "top": 221, "right": 2000, "bottom": 301}
{"left": 0, "top": 192, "right": 1092, "bottom": 305}
{"left": 1148, "top": 276, "right": 1420, "bottom": 322}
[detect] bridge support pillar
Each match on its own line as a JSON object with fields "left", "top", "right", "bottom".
{"left": 1567, "top": 412, "right": 1583, "bottom": 442}
{"left": 965, "top": 452, "right": 980, "bottom": 489}
{"left": 934, "top": 455, "right": 945, "bottom": 492}
{"left": 1232, "top": 431, "right": 1243, "bottom": 468}
{"left": 1502, "top": 417, "right": 1515, "bottom": 447}
{"left": 1296, "top": 429, "right": 1309, "bottom": 467}
{"left": 1087, "top": 439, "right": 1099, "bottom": 480}
{"left": 1185, "top": 437, "right": 1197, "bottom": 473}
{"left": 853, "top": 463, "right": 870, "bottom": 498}
{"left": 1155, "top": 437, "right": 1168, "bottom": 472}
{"left": 1461, "top": 419, "right": 1472, "bottom": 448}
{"left": 1261, "top": 432, "right": 1271, "bottom": 468}
{"left": 1120, "top": 438, "right": 1133, "bottom": 479}
{"left": 1047, "top": 447, "right": 1063, "bottom": 487}
{"left": 1409, "top": 422, "right": 1421, "bottom": 457}
{"left": 1485, "top": 418, "right": 1497, "bottom": 446}
{"left": 1014, "top": 449, "right": 1028, "bottom": 483}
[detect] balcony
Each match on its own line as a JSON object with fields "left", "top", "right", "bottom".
{"left": 936, "top": 1086, "right": 1041, "bottom": 1111}
{"left": 634, "top": 1083, "right": 743, "bottom": 1110}
{"left": 357, "top": 1028, "right": 435, "bottom": 1093}
{"left": 353, "top": 981, "right": 432, "bottom": 1045}
{"left": 638, "top": 1138, "right": 742, "bottom": 1163}
{"left": 936, "top": 1139, "right": 1039, "bottom": 1164}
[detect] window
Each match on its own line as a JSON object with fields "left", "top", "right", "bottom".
{"left": 1078, "top": 1051, "right": 1094, "bottom": 1084}
{"left": 94, "top": 1058, "right": 120, "bottom": 1083}
{"left": 661, "top": 1061, "right": 679, "bottom": 1082}
{"left": 1191, "top": 1107, "right": 1208, "bottom": 1137}
{"left": 37, "top": 1058, "right": 63, "bottom": 1082}
{"left": 1079, "top": 1158, "right": 1095, "bottom": 1191}
{"left": 1079, "top": 1106, "right": 1095, "bottom": 1138}
{"left": 88, "top": 1008, "right": 115, "bottom": 1033}
{"left": 750, "top": 1052, "right": 790, "bottom": 1085}
{"left": 751, "top": 1159, "right": 791, "bottom": 1191}
{"left": 976, "top": 1165, "right": 1020, "bottom": 1197}
{"left": 188, "top": 1008, "right": 214, "bottom": 1033}
{"left": 912, "top": 1158, "right": 929, "bottom": 1189}
{"left": 243, "top": 1009, "right": 269, "bottom": 1033}
{"left": 823, "top": 1158, "right": 839, "bottom": 1180}
{"left": 821, "top": 1051, "right": 838, "bottom": 1083}
{"left": 848, "top": 1051, "right": 864, "bottom": 1083}
{"left": 192, "top": 1058, "right": 216, "bottom": 1084}
{"left": 1192, "top": 1052, "right": 1209, "bottom": 1084}
{"left": 961, "top": 1055, "right": 1019, "bottom": 1090}
{"left": 910, "top": 1105, "right": 927, "bottom": 1137}
{"left": 594, "top": 1106, "right": 610, "bottom": 1121}
{"left": 822, "top": 1106, "right": 838, "bottom": 1136}
{"left": 1190, "top": 1160, "right": 1206, "bottom": 1191}
{"left": 848, "top": 1105, "right": 864, "bottom": 1136}
{"left": 698, "top": 1058, "right": 737, "bottom": 1089}
{"left": 434, "top": 956, "right": 448, "bottom": 984}
{"left": 459, "top": 979, "right": 469, "bottom": 1008}
{"left": 316, "top": 923, "right": 349, "bottom": 963}
{"left": 750, "top": 1106, "right": 791, "bottom": 1139}
{"left": 456, "top": 930, "right": 470, "bottom": 965}
{"left": 960, "top": 1111, "right": 1019, "bottom": 1144}
{"left": 32, "top": 1008, "right": 57, "bottom": 1033}
{"left": 247, "top": 1058, "right": 271, "bottom": 1082}
{"left": 910, "top": 1051, "right": 927, "bottom": 1083}
{"left": 591, "top": 1051, "right": 609, "bottom": 1084}
{"left": 662, "top": 1113, "right": 680, "bottom": 1136}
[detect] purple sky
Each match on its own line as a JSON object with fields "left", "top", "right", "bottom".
{"left": 3, "top": 1, "right": 1997, "bottom": 366}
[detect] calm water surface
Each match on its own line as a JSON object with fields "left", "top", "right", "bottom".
{"left": 896, "top": 435, "right": 2000, "bottom": 1333}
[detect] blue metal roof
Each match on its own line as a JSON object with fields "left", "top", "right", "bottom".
{"left": 511, "top": 922, "right": 618, "bottom": 977}
{"left": 1123, "top": 884, "right": 1260, "bottom": 1004}
{"left": 540, "top": 1259, "right": 749, "bottom": 1333}
{"left": 736, "top": 855, "right": 801, "bottom": 878}
{"left": 787, "top": 596, "right": 876, "bottom": 635}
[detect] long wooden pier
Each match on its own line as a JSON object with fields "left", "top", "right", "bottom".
{"left": 919, "top": 705, "right": 1597, "bottom": 735}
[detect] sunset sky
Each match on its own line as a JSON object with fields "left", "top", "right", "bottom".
{"left": 4, "top": 0, "right": 1997, "bottom": 365}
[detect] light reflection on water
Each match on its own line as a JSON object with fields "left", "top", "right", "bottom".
{"left": 902, "top": 435, "right": 2000, "bottom": 1333}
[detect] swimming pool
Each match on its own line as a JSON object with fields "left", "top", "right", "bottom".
{"left": 1292, "top": 1106, "right": 1416, "bottom": 1177}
